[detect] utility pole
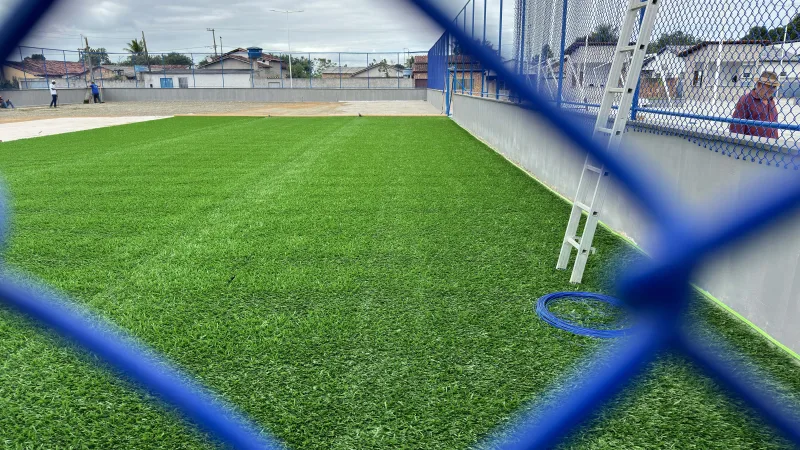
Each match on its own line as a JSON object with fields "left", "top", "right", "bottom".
{"left": 142, "top": 30, "right": 151, "bottom": 72}
{"left": 219, "top": 36, "right": 223, "bottom": 55}
{"left": 270, "top": 9, "right": 304, "bottom": 89}
{"left": 84, "top": 35, "right": 93, "bottom": 82}
{"left": 207, "top": 28, "right": 218, "bottom": 56}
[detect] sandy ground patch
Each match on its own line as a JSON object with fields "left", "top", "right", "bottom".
{"left": 0, "top": 101, "right": 440, "bottom": 123}
{"left": 0, "top": 117, "right": 168, "bottom": 142}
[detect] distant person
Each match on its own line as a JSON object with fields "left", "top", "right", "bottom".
{"left": 730, "top": 71, "right": 780, "bottom": 139}
{"left": 0, "top": 96, "right": 14, "bottom": 109}
{"left": 49, "top": 81, "right": 58, "bottom": 108}
{"left": 90, "top": 81, "right": 101, "bottom": 103}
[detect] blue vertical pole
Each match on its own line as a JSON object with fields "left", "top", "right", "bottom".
{"left": 42, "top": 48, "right": 49, "bottom": 86}
{"left": 398, "top": 52, "right": 401, "bottom": 88}
{"left": 556, "top": 0, "right": 569, "bottom": 109}
{"left": 471, "top": 0, "right": 475, "bottom": 96}
{"left": 309, "top": 54, "right": 312, "bottom": 88}
{"left": 496, "top": 0, "right": 503, "bottom": 99}
{"left": 462, "top": 9, "right": 466, "bottom": 94}
{"left": 79, "top": 50, "right": 86, "bottom": 88}
{"left": 630, "top": 6, "right": 646, "bottom": 120}
{"left": 482, "top": 0, "right": 487, "bottom": 97}
{"left": 518, "top": 0, "right": 526, "bottom": 102}
{"left": 63, "top": 51, "right": 70, "bottom": 88}
{"left": 339, "top": 53, "right": 342, "bottom": 89}
{"left": 19, "top": 47, "right": 28, "bottom": 89}
{"left": 163, "top": 57, "right": 167, "bottom": 88}
{"left": 191, "top": 53, "right": 196, "bottom": 88}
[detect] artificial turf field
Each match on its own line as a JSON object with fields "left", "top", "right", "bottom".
{"left": 0, "top": 116, "right": 798, "bottom": 449}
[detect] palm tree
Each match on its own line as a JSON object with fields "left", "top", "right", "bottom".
{"left": 125, "top": 39, "right": 145, "bottom": 54}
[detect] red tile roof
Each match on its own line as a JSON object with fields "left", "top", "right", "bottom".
{"left": 4, "top": 59, "right": 88, "bottom": 77}
{"left": 414, "top": 55, "right": 428, "bottom": 63}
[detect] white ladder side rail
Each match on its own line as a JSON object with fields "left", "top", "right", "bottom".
{"left": 556, "top": 0, "right": 661, "bottom": 284}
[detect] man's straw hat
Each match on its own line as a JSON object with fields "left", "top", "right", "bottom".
{"left": 756, "top": 71, "right": 780, "bottom": 87}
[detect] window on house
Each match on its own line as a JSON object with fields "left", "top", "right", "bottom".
{"left": 692, "top": 64, "right": 704, "bottom": 86}
{"left": 160, "top": 78, "right": 174, "bottom": 88}
{"left": 742, "top": 65, "right": 753, "bottom": 81}
{"left": 178, "top": 77, "right": 189, "bottom": 89}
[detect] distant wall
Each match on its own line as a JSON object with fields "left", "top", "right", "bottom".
{"left": 0, "top": 88, "right": 88, "bottom": 107}
{"left": 103, "top": 88, "right": 426, "bottom": 103}
{"left": 443, "top": 90, "right": 800, "bottom": 355}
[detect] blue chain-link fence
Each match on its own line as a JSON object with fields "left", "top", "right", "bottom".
{"left": 1, "top": 0, "right": 800, "bottom": 449}
{"left": 432, "top": 0, "right": 800, "bottom": 169}
{"left": 3, "top": 46, "right": 426, "bottom": 91}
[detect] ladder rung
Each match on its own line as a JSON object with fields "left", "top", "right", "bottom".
{"left": 607, "top": 87, "right": 625, "bottom": 94}
{"left": 596, "top": 127, "right": 615, "bottom": 135}
{"left": 586, "top": 164, "right": 603, "bottom": 174}
{"left": 567, "top": 237, "right": 581, "bottom": 249}
{"left": 630, "top": 1, "right": 648, "bottom": 10}
{"left": 618, "top": 45, "right": 637, "bottom": 53}
{"left": 575, "top": 201, "right": 592, "bottom": 213}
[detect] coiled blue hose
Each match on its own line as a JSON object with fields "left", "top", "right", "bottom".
{"left": 536, "top": 292, "right": 632, "bottom": 339}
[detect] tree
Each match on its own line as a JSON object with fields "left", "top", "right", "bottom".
{"left": 28, "top": 54, "right": 45, "bottom": 60}
{"left": 406, "top": 56, "right": 415, "bottom": 68}
{"left": 160, "top": 52, "right": 193, "bottom": 66}
{"left": 647, "top": 30, "right": 697, "bottom": 53}
{"left": 741, "top": 13, "right": 800, "bottom": 41}
{"left": 85, "top": 47, "right": 110, "bottom": 66}
{"left": 312, "top": 58, "right": 337, "bottom": 77}
{"left": 588, "top": 23, "right": 619, "bottom": 43}
{"left": 125, "top": 39, "right": 145, "bottom": 54}
{"left": 280, "top": 55, "right": 312, "bottom": 78}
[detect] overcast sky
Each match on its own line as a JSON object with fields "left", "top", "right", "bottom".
{"left": 1, "top": 0, "right": 466, "bottom": 60}
{"left": 2, "top": 0, "right": 795, "bottom": 63}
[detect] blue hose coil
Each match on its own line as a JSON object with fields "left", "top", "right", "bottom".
{"left": 536, "top": 292, "right": 631, "bottom": 339}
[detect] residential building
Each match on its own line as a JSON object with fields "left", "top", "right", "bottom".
{"left": 639, "top": 45, "right": 691, "bottom": 102}
{"left": 677, "top": 40, "right": 770, "bottom": 102}
{"left": 413, "top": 55, "right": 428, "bottom": 89}
{"left": 2, "top": 58, "right": 89, "bottom": 89}
{"left": 198, "top": 48, "right": 285, "bottom": 79}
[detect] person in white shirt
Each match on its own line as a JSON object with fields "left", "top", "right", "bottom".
{"left": 49, "top": 81, "right": 58, "bottom": 108}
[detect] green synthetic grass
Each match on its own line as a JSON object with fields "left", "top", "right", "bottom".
{"left": 0, "top": 116, "right": 798, "bottom": 449}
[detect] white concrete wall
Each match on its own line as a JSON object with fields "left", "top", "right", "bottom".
{"left": 0, "top": 88, "right": 89, "bottom": 106}
{"left": 441, "top": 90, "right": 800, "bottom": 355}
{"left": 103, "top": 88, "right": 426, "bottom": 103}
{"left": 258, "top": 78, "right": 413, "bottom": 89}
{"left": 142, "top": 73, "right": 252, "bottom": 88}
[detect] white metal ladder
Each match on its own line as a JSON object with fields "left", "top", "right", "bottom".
{"left": 556, "top": 0, "right": 661, "bottom": 284}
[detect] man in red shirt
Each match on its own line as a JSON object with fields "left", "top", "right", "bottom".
{"left": 730, "top": 71, "right": 781, "bottom": 139}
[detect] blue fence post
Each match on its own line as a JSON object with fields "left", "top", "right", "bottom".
{"left": 462, "top": 8, "right": 466, "bottom": 94}
{"left": 556, "top": 0, "right": 569, "bottom": 108}
{"left": 398, "top": 52, "right": 401, "bottom": 88}
{"left": 42, "top": 48, "right": 49, "bottom": 86}
{"left": 482, "top": 0, "right": 487, "bottom": 97}
{"left": 63, "top": 51, "right": 70, "bottom": 88}
{"left": 79, "top": 49, "right": 86, "bottom": 88}
{"left": 163, "top": 57, "right": 167, "bottom": 89}
{"left": 518, "top": 0, "right": 526, "bottom": 103}
{"left": 496, "top": 0, "right": 503, "bottom": 100}
{"left": 191, "top": 53, "right": 196, "bottom": 88}
{"left": 470, "top": 0, "right": 475, "bottom": 96}
{"left": 630, "top": 6, "right": 646, "bottom": 120}
{"left": 19, "top": 47, "right": 28, "bottom": 89}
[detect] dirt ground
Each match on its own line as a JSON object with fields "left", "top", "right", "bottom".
{"left": 0, "top": 101, "right": 441, "bottom": 124}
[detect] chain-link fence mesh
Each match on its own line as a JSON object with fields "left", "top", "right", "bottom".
{"left": 3, "top": 46, "right": 424, "bottom": 91}
{"left": 435, "top": 0, "right": 800, "bottom": 168}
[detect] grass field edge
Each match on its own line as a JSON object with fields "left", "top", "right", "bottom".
{"left": 448, "top": 118, "right": 800, "bottom": 364}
